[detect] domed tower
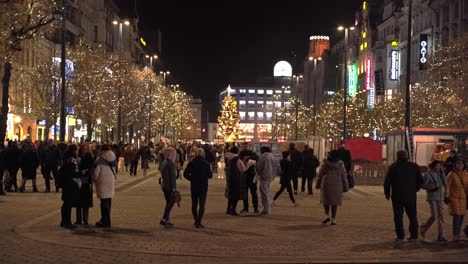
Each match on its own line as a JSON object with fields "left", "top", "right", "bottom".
{"left": 308, "top": 36, "right": 330, "bottom": 59}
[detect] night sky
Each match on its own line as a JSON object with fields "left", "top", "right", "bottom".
{"left": 115, "top": 0, "right": 361, "bottom": 121}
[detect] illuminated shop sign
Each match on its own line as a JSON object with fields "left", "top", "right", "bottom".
{"left": 348, "top": 63, "right": 357, "bottom": 96}
{"left": 368, "top": 86, "right": 375, "bottom": 109}
{"left": 366, "top": 57, "right": 372, "bottom": 91}
{"left": 389, "top": 50, "right": 399, "bottom": 81}
{"left": 419, "top": 34, "right": 428, "bottom": 70}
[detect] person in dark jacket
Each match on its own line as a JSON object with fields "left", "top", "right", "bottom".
{"left": 337, "top": 141, "right": 352, "bottom": 174}
{"left": 272, "top": 151, "right": 297, "bottom": 206}
{"left": 159, "top": 147, "right": 177, "bottom": 228}
{"left": 46, "top": 143, "right": 61, "bottom": 192}
{"left": 288, "top": 143, "right": 302, "bottom": 194}
{"left": 239, "top": 142, "right": 260, "bottom": 214}
{"left": 0, "top": 144, "right": 6, "bottom": 195}
{"left": 184, "top": 148, "right": 213, "bottom": 228}
{"left": 4, "top": 141, "right": 20, "bottom": 192}
{"left": 225, "top": 146, "right": 251, "bottom": 216}
{"left": 302, "top": 146, "right": 320, "bottom": 195}
{"left": 384, "top": 149, "right": 423, "bottom": 241}
{"left": 138, "top": 144, "right": 151, "bottom": 175}
{"left": 19, "top": 140, "right": 40, "bottom": 193}
{"left": 59, "top": 145, "right": 81, "bottom": 229}
{"left": 38, "top": 141, "right": 51, "bottom": 192}
{"left": 75, "top": 143, "right": 94, "bottom": 225}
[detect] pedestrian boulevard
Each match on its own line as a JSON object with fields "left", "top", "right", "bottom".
{"left": 1, "top": 166, "right": 467, "bottom": 263}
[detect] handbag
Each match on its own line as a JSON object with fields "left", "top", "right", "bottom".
{"left": 171, "top": 190, "right": 182, "bottom": 207}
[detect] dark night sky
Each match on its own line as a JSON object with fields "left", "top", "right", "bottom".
{"left": 115, "top": 0, "right": 361, "bottom": 121}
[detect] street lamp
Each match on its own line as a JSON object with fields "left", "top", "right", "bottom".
{"left": 281, "top": 85, "right": 290, "bottom": 140}
{"left": 145, "top": 54, "right": 158, "bottom": 70}
{"left": 292, "top": 74, "right": 303, "bottom": 140}
{"left": 145, "top": 55, "right": 158, "bottom": 144}
{"left": 113, "top": 19, "right": 130, "bottom": 144}
{"left": 337, "top": 25, "right": 355, "bottom": 142}
{"left": 309, "top": 57, "right": 322, "bottom": 136}
{"left": 160, "top": 71, "right": 170, "bottom": 85}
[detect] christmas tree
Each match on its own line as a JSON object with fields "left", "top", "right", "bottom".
{"left": 217, "top": 87, "right": 241, "bottom": 141}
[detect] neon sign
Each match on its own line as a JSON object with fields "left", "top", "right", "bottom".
{"left": 348, "top": 63, "right": 357, "bottom": 96}
{"left": 366, "top": 57, "right": 372, "bottom": 91}
{"left": 419, "top": 34, "right": 428, "bottom": 70}
{"left": 389, "top": 50, "right": 399, "bottom": 81}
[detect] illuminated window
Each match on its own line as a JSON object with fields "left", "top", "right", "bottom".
{"left": 360, "top": 44, "right": 364, "bottom": 51}
{"left": 266, "top": 101, "right": 274, "bottom": 110}
{"left": 257, "top": 101, "right": 264, "bottom": 108}
{"left": 265, "top": 112, "right": 273, "bottom": 121}
{"left": 257, "top": 90, "right": 264, "bottom": 94}
{"left": 362, "top": 32, "right": 366, "bottom": 38}
{"left": 257, "top": 112, "right": 264, "bottom": 121}
{"left": 239, "top": 112, "right": 246, "bottom": 120}
{"left": 274, "top": 101, "right": 282, "bottom": 108}
{"left": 364, "top": 42, "right": 368, "bottom": 48}
{"left": 248, "top": 112, "right": 255, "bottom": 120}
{"left": 240, "top": 89, "right": 246, "bottom": 97}
{"left": 239, "top": 100, "right": 246, "bottom": 109}
{"left": 275, "top": 90, "right": 282, "bottom": 94}
{"left": 248, "top": 89, "right": 255, "bottom": 94}
{"left": 266, "top": 90, "right": 273, "bottom": 95}
{"left": 248, "top": 100, "right": 255, "bottom": 109}
{"left": 284, "top": 90, "right": 291, "bottom": 94}
{"left": 363, "top": 1, "right": 366, "bottom": 10}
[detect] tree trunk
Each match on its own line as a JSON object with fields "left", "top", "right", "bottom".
{"left": 44, "top": 119, "right": 50, "bottom": 141}
{"left": 86, "top": 121, "right": 94, "bottom": 142}
{"left": 0, "top": 62, "right": 12, "bottom": 142}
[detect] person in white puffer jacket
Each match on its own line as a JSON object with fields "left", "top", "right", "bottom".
{"left": 93, "top": 144, "right": 117, "bottom": 228}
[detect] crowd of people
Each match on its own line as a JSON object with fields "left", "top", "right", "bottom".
{"left": 0, "top": 137, "right": 467, "bottom": 243}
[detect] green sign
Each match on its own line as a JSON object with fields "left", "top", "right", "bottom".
{"left": 348, "top": 63, "right": 358, "bottom": 96}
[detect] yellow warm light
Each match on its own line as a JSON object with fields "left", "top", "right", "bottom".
{"left": 364, "top": 42, "right": 368, "bottom": 48}
{"left": 14, "top": 116, "right": 21, "bottom": 123}
{"left": 363, "top": 1, "right": 367, "bottom": 10}
{"left": 360, "top": 44, "right": 364, "bottom": 51}
{"left": 140, "top": 37, "right": 147, "bottom": 46}
{"left": 362, "top": 32, "right": 366, "bottom": 38}
{"left": 391, "top": 40, "right": 398, "bottom": 47}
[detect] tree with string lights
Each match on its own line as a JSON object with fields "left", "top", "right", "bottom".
{"left": 271, "top": 97, "right": 313, "bottom": 140}
{"left": 217, "top": 89, "right": 241, "bottom": 141}
{"left": 0, "top": 0, "right": 57, "bottom": 141}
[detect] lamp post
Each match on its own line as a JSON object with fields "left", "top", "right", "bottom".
{"left": 160, "top": 71, "right": 170, "bottom": 85}
{"left": 292, "top": 74, "right": 303, "bottom": 140}
{"left": 273, "top": 94, "right": 281, "bottom": 140}
{"left": 145, "top": 55, "right": 158, "bottom": 144}
{"left": 56, "top": 0, "right": 67, "bottom": 142}
{"left": 309, "top": 56, "right": 322, "bottom": 136}
{"left": 281, "top": 85, "right": 290, "bottom": 140}
{"left": 113, "top": 19, "right": 130, "bottom": 144}
{"left": 337, "top": 25, "right": 355, "bottom": 142}
{"left": 404, "top": 0, "right": 413, "bottom": 156}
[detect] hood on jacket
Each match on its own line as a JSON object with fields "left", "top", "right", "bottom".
{"left": 100, "top": 149, "right": 116, "bottom": 162}
{"left": 226, "top": 152, "right": 238, "bottom": 160}
{"left": 163, "top": 147, "right": 177, "bottom": 162}
{"left": 323, "top": 159, "right": 344, "bottom": 170}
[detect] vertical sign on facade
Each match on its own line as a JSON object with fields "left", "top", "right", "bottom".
{"left": 366, "top": 57, "right": 372, "bottom": 91}
{"left": 348, "top": 63, "right": 357, "bottom": 96}
{"left": 419, "top": 34, "right": 428, "bottom": 70}
{"left": 389, "top": 50, "right": 399, "bottom": 80}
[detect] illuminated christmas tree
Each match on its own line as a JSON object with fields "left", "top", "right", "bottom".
{"left": 217, "top": 87, "right": 241, "bottom": 141}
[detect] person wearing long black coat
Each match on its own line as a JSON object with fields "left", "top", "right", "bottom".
{"left": 302, "top": 147, "right": 320, "bottom": 195}
{"left": 4, "top": 141, "right": 20, "bottom": 192}
{"left": 19, "top": 141, "right": 40, "bottom": 193}
{"left": 184, "top": 148, "right": 213, "bottom": 228}
{"left": 75, "top": 144, "right": 94, "bottom": 225}
{"left": 59, "top": 145, "right": 81, "bottom": 229}
{"left": 46, "top": 143, "right": 61, "bottom": 192}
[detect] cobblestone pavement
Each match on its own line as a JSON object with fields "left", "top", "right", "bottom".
{"left": 1, "top": 166, "right": 467, "bottom": 263}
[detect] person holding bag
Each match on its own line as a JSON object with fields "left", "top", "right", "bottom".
{"left": 444, "top": 158, "right": 468, "bottom": 241}
{"left": 160, "top": 147, "right": 178, "bottom": 228}
{"left": 420, "top": 160, "right": 448, "bottom": 241}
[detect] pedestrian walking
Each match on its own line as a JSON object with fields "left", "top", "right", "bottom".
{"left": 302, "top": 146, "right": 320, "bottom": 195}
{"left": 128, "top": 145, "right": 138, "bottom": 176}
{"left": 46, "top": 143, "right": 61, "bottom": 192}
{"left": 256, "top": 146, "right": 280, "bottom": 215}
{"left": 59, "top": 145, "right": 81, "bottom": 229}
{"left": 420, "top": 160, "right": 448, "bottom": 241}
{"left": 184, "top": 148, "right": 213, "bottom": 228}
{"left": 18, "top": 140, "right": 40, "bottom": 193}
{"left": 288, "top": 143, "right": 302, "bottom": 194}
{"left": 75, "top": 143, "right": 94, "bottom": 225}
{"left": 138, "top": 144, "right": 151, "bottom": 175}
{"left": 4, "top": 141, "right": 20, "bottom": 192}
{"left": 123, "top": 145, "right": 131, "bottom": 173}
{"left": 316, "top": 150, "right": 348, "bottom": 225}
{"left": 272, "top": 151, "right": 297, "bottom": 206}
{"left": 384, "top": 149, "right": 423, "bottom": 241}
{"left": 160, "top": 147, "right": 178, "bottom": 228}
{"left": 93, "top": 144, "right": 117, "bottom": 228}
{"left": 444, "top": 158, "right": 468, "bottom": 241}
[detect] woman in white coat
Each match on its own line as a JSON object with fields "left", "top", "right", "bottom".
{"left": 93, "top": 144, "right": 117, "bottom": 228}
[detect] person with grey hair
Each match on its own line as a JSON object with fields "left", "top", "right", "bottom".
{"left": 384, "top": 149, "right": 423, "bottom": 241}
{"left": 184, "top": 147, "right": 213, "bottom": 228}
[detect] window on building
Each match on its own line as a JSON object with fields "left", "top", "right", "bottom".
{"left": 266, "top": 101, "right": 274, "bottom": 110}
{"left": 239, "top": 111, "right": 246, "bottom": 120}
{"left": 248, "top": 100, "right": 255, "bottom": 109}
{"left": 257, "top": 112, "right": 264, "bottom": 121}
{"left": 248, "top": 89, "right": 255, "bottom": 94}
{"left": 239, "top": 100, "right": 246, "bottom": 109}
{"left": 274, "top": 101, "right": 282, "bottom": 108}
{"left": 248, "top": 112, "right": 255, "bottom": 121}
{"left": 240, "top": 89, "right": 246, "bottom": 97}
{"left": 257, "top": 101, "right": 264, "bottom": 108}
{"left": 266, "top": 112, "right": 272, "bottom": 121}
{"left": 94, "top": 25, "right": 98, "bottom": 42}
{"left": 257, "top": 89, "right": 264, "bottom": 95}
{"left": 275, "top": 90, "right": 282, "bottom": 94}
